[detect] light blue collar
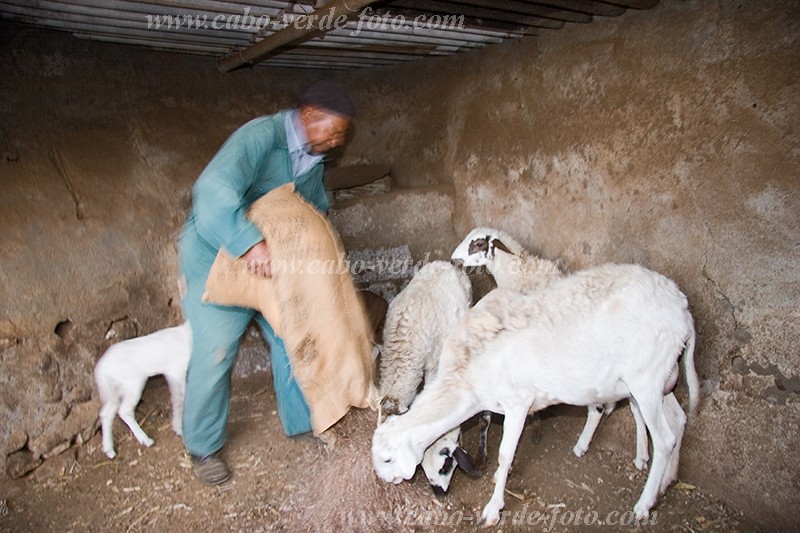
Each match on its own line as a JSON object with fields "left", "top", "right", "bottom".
{"left": 284, "top": 110, "right": 323, "bottom": 179}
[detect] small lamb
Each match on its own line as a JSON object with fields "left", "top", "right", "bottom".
{"left": 94, "top": 322, "right": 191, "bottom": 459}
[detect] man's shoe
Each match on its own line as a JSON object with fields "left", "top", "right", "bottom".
{"left": 191, "top": 453, "right": 231, "bottom": 485}
{"left": 318, "top": 426, "right": 340, "bottom": 449}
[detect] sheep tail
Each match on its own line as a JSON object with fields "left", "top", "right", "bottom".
{"left": 683, "top": 317, "right": 700, "bottom": 420}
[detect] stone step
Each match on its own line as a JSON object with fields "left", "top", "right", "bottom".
{"left": 329, "top": 185, "right": 457, "bottom": 265}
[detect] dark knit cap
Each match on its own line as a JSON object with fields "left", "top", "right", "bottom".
{"left": 298, "top": 80, "right": 356, "bottom": 119}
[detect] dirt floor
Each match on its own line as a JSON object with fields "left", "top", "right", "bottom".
{"left": 2, "top": 373, "right": 760, "bottom": 532}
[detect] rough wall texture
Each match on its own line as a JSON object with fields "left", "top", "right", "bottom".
{"left": 0, "top": 22, "right": 325, "bottom": 478}
{"left": 1, "top": 0, "right": 798, "bottom": 527}
{"left": 337, "top": 0, "right": 799, "bottom": 528}
{"left": 329, "top": 186, "right": 457, "bottom": 262}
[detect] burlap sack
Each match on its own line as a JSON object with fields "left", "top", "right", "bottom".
{"left": 202, "top": 183, "right": 375, "bottom": 434}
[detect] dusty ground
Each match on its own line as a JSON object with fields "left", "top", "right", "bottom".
{"left": 2, "top": 373, "right": 759, "bottom": 533}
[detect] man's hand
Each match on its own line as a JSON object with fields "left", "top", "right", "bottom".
{"left": 242, "top": 241, "right": 271, "bottom": 278}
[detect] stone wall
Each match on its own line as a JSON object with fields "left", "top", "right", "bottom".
{"left": 1, "top": 0, "right": 798, "bottom": 526}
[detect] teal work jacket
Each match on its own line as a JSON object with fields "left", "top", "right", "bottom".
{"left": 183, "top": 110, "right": 329, "bottom": 266}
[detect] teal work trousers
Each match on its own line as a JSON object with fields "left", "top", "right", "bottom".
{"left": 179, "top": 227, "right": 311, "bottom": 458}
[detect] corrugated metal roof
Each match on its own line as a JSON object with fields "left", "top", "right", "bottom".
{"left": 0, "top": 1, "right": 658, "bottom": 70}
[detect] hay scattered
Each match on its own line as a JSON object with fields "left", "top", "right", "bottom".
{"left": 296, "top": 408, "right": 440, "bottom": 532}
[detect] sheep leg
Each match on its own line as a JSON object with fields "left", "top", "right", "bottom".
{"left": 659, "top": 393, "right": 686, "bottom": 494}
{"left": 100, "top": 399, "right": 120, "bottom": 459}
{"left": 630, "top": 399, "right": 650, "bottom": 470}
{"left": 166, "top": 376, "right": 185, "bottom": 436}
{"left": 631, "top": 392, "right": 677, "bottom": 519}
{"left": 529, "top": 412, "right": 542, "bottom": 444}
{"left": 481, "top": 408, "right": 527, "bottom": 527}
{"left": 477, "top": 410, "right": 491, "bottom": 469}
{"left": 117, "top": 395, "right": 154, "bottom": 448}
{"left": 573, "top": 404, "right": 604, "bottom": 457}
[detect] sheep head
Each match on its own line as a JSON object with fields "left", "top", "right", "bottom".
{"left": 420, "top": 427, "right": 483, "bottom": 494}
{"left": 420, "top": 428, "right": 460, "bottom": 493}
{"left": 372, "top": 416, "right": 421, "bottom": 484}
{"left": 451, "top": 227, "right": 520, "bottom": 269}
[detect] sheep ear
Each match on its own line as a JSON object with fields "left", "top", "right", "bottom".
{"left": 491, "top": 239, "right": 514, "bottom": 257}
{"left": 453, "top": 446, "right": 484, "bottom": 478}
{"left": 467, "top": 237, "right": 489, "bottom": 255}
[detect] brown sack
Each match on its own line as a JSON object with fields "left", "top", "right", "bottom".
{"left": 203, "top": 183, "right": 375, "bottom": 434}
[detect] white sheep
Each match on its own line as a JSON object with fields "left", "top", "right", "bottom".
{"left": 380, "top": 261, "right": 471, "bottom": 414}
{"left": 451, "top": 227, "right": 646, "bottom": 468}
{"left": 373, "top": 263, "right": 699, "bottom": 525}
{"left": 451, "top": 227, "right": 562, "bottom": 292}
{"left": 95, "top": 322, "right": 191, "bottom": 459}
{"left": 378, "top": 260, "right": 479, "bottom": 492}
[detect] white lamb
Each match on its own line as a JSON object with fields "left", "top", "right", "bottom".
{"left": 94, "top": 322, "right": 191, "bottom": 459}
{"left": 373, "top": 263, "right": 699, "bottom": 525}
{"left": 451, "top": 227, "right": 645, "bottom": 468}
{"left": 379, "top": 260, "right": 479, "bottom": 492}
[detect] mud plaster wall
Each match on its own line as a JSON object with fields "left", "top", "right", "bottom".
{"left": 337, "top": 0, "right": 800, "bottom": 528}
{"left": 0, "top": 23, "right": 334, "bottom": 478}
{"left": 0, "top": 0, "right": 797, "bottom": 526}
